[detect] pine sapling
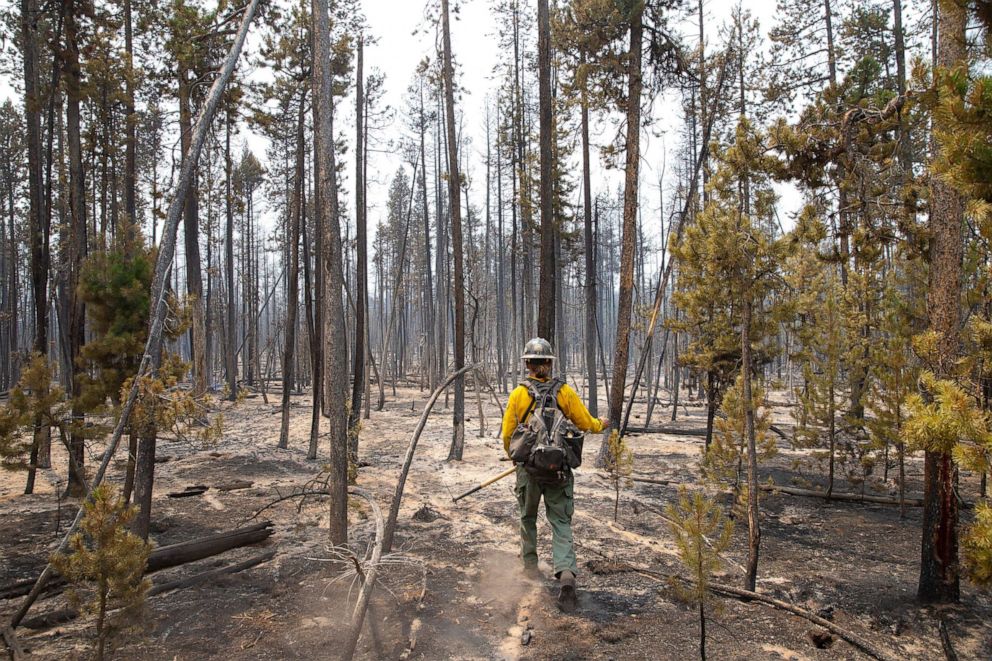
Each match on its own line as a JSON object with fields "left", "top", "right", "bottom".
{"left": 604, "top": 429, "right": 633, "bottom": 521}
{"left": 667, "top": 487, "right": 733, "bottom": 660}
{"left": 52, "top": 484, "right": 151, "bottom": 660}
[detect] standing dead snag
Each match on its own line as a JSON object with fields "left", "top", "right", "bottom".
{"left": 440, "top": 0, "right": 467, "bottom": 462}
{"left": 383, "top": 364, "right": 478, "bottom": 553}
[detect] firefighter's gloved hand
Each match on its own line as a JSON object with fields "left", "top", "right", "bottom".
{"left": 599, "top": 418, "right": 611, "bottom": 431}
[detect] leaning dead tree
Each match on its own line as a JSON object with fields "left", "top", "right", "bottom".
{"left": 341, "top": 487, "right": 384, "bottom": 661}
{"left": 383, "top": 363, "right": 478, "bottom": 553}
{"left": 9, "top": 0, "right": 262, "bottom": 629}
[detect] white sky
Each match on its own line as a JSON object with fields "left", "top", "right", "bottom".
{"left": 354, "top": 0, "right": 796, "bottom": 258}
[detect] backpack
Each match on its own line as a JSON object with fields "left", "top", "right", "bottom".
{"left": 507, "top": 379, "right": 585, "bottom": 480}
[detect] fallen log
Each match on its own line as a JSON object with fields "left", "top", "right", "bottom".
{"left": 148, "top": 549, "right": 276, "bottom": 596}
{"left": 759, "top": 483, "right": 925, "bottom": 507}
{"left": 1, "top": 521, "right": 274, "bottom": 601}
{"left": 146, "top": 521, "right": 274, "bottom": 572}
{"left": 707, "top": 581, "right": 899, "bottom": 661}
{"left": 168, "top": 485, "right": 208, "bottom": 498}
{"left": 624, "top": 426, "right": 709, "bottom": 437}
{"left": 20, "top": 551, "right": 278, "bottom": 630}
{"left": 216, "top": 480, "right": 254, "bottom": 492}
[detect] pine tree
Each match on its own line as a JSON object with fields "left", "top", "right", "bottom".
{"left": 603, "top": 429, "right": 633, "bottom": 521}
{"left": 792, "top": 262, "right": 844, "bottom": 499}
{"left": 667, "top": 487, "right": 733, "bottom": 661}
{"left": 672, "top": 118, "right": 790, "bottom": 590}
{"left": 867, "top": 271, "right": 918, "bottom": 516}
{"left": 52, "top": 484, "right": 151, "bottom": 661}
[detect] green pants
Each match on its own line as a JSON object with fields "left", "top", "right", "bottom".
{"left": 514, "top": 465, "right": 577, "bottom": 577}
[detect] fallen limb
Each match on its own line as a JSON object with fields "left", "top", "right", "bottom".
{"left": 938, "top": 614, "right": 958, "bottom": 661}
{"left": 759, "top": 483, "right": 925, "bottom": 507}
{"left": 167, "top": 486, "right": 208, "bottom": 498}
{"left": 216, "top": 480, "right": 254, "bottom": 492}
{"left": 1, "top": 626, "right": 25, "bottom": 660}
{"left": 342, "top": 487, "right": 384, "bottom": 661}
{"left": 707, "top": 581, "right": 899, "bottom": 661}
{"left": 576, "top": 534, "right": 898, "bottom": 660}
{"left": 20, "top": 551, "right": 277, "bottom": 631}
{"left": 593, "top": 472, "right": 673, "bottom": 486}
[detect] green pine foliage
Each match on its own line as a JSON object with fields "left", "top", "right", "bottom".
{"left": 666, "top": 486, "right": 732, "bottom": 661}
{"left": 963, "top": 501, "right": 992, "bottom": 587}
{"left": 904, "top": 371, "right": 991, "bottom": 471}
{"left": 52, "top": 484, "right": 151, "bottom": 660}
{"left": 867, "top": 272, "right": 919, "bottom": 510}
{"left": 76, "top": 232, "right": 154, "bottom": 411}
{"left": 669, "top": 119, "right": 791, "bottom": 447}
{"left": 791, "top": 262, "right": 844, "bottom": 495}
{"left": 603, "top": 429, "right": 633, "bottom": 522}
{"left": 0, "top": 355, "right": 68, "bottom": 470}
{"left": 707, "top": 373, "right": 774, "bottom": 509}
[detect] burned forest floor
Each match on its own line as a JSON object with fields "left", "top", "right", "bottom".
{"left": 2, "top": 381, "right": 991, "bottom": 660}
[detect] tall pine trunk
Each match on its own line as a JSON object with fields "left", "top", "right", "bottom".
{"left": 21, "top": 0, "right": 50, "bottom": 494}
{"left": 579, "top": 67, "right": 599, "bottom": 416}
{"left": 225, "top": 109, "right": 238, "bottom": 400}
{"left": 600, "top": 6, "right": 642, "bottom": 464}
{"left": 742, "top": 299, "right": 760, "bottom": 591}
{"left": 441, "top": 0, "right": 466, "bottom": 461}
{"left": 63, "top": 0, "right": 87, "bottom": 497}
{"left": 178, "top": 71, "right": 208, "bottom": 397}
{"left": 311, "top": 0, "right": 349, "bottom": 544}
{"left": 918, "top": 0, "right": 965, "bottom": 604}
{"left": 279, "top": 97, "right": 305, "bottom": 449}
{"left": 536, "top": 0, "right": 555, "bottom": 343}
{"left": 349, "top": 35, "right": 366, "bottom": 463}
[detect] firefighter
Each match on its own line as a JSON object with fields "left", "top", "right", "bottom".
{"left": 500, "top": 337, "right": 607, "bottom": 612}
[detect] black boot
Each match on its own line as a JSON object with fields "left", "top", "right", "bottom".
{"left": 557, "top": 570, "right": 576, "bottom": 613}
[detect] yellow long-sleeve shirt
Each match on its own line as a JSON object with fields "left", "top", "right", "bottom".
{"left": 501, "top": 377, "right": 604, "bottom": 454}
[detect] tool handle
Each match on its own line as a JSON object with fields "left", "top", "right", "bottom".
{"left": 451, "top": 466, "right": 516, "bottom": 502}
